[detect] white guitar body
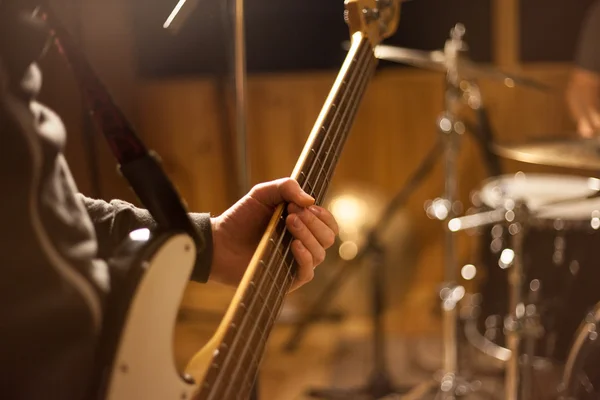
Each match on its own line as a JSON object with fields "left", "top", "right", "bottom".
{"left": 103, "top": 229, "right": 199, "bottom": 400}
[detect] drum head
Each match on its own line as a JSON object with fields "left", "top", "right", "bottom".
{"left": 479, "top": 173, "right": 600, "bottom": 221}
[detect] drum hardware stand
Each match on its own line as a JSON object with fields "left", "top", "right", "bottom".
{"left": 281, "top": 139, "right": 444, "bottom": 399}
{"left": 558, "top": 303, "right": 600, "bottom": 399}
{"left": 502, "top": 200, "right": 530, "bottom": 400}
{"left": 418, "top": 23, "right": 493, "bottom": 400}
{"left": 449, "top": 200, "right": 547, "bottom": 400}
{"left": 304, "top": 244, "right": 417, "bottom": 399}
{"left": 282, "top": 138, "right": 444, "bottom": 352}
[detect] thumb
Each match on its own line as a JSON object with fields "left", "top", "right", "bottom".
{"left": 250, "top": 178, "right": 315, "bottom": 208}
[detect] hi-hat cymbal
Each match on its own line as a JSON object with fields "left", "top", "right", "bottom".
{"left": 372, "top": 44, "right": 552, "bottom": 91}
{"left": 492, "top": 138, "right": 600, "bottom": 170}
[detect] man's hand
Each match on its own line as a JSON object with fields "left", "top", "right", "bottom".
{"left": 208, "top": 178, "right": 339, "bottom": 291}
{"left": 566, "top": 68, "right": 600, "bottom": 137}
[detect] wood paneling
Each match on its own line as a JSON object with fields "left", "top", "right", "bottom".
{"left": 493, "top": 0, "right": 520, "bottom": 68}
{"left": 134, "top": 65, "right": 579, "bottom": 346}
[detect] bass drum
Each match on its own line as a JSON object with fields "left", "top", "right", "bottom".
{"left": 468, "top": 173, "right": 600, "bottom": 364}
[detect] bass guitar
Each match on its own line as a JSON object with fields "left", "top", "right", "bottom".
{"left": 40, "top": 0, "right": 403, "bottom": 399}
{"left": 186, "top": 2, "right": 402, "bottom": 399}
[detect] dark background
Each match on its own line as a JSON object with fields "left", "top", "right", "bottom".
{"left": 520, "top": 0, "right": 596, "bottom": 62}
{"left": 131, "top": 0, "right": 596, "bottom": 77}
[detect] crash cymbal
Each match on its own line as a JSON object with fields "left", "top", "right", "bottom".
{"left": 372, "top": 44, "right": 552, "bottom": 91}
{"left": 492, "top": 138, "right": 600, "bottom": 170}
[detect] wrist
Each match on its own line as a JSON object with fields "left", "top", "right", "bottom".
{"left": 208, "top": 216, "right": 222, "bottom": 283}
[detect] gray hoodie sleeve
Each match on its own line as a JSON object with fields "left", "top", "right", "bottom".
{"left": 78, "top": 194, "right": 214, "bottom": 280}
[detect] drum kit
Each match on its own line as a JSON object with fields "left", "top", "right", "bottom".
{"left": 374, "top": 24, "right": 600, "bottom": 399}
{"left": 283, "top": 21, "right": 600, "bottom": 400}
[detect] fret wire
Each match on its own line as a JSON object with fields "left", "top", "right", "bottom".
{"left": 211, "top": 37, "right": 373, "bottom": 399}
{"left": 298, "top": 40, "right": 372, "bottom": 206}
{"left": 304, "top": 45, "right": 376, "bottom": 206}
{"left": 303, "top": 38, "right": 372, "bottom": 189}
{"left": 235, "top": 247, "right": 296, "bottom": 392}
{"left": 207, "top": 242, "right": 291, "bottom": 399}
{"left": 232, "top": 42, "right": 377, "bottom": 394}
{"left": 309, "top": 54, "right": 375, "bottom": 205}
{"left": 221, "top": 242, "right": 295, "bottom": 399}
{"left": 217, "top": 224, "right": 296, "bottom": 397}
{"left": 314, "top": 55, "right": 378, "bottom": 205}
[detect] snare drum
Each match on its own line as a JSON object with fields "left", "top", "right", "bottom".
{"left": 472, "top": 173, "right": 600, "bottom": 362}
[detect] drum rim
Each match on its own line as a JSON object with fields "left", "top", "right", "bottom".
{"left": 477, "top": 172, "right": 600, "bottom": 225}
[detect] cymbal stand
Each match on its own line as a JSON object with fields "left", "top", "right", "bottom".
{"left": 424, "top": 23, "right": 481, "bottom": 399}
{"left": 503, "top": 201, "right": 545, "bottom": 400}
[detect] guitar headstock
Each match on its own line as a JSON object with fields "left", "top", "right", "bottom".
{"left": 344, "top": 0, "right": 402, "bottom": 46}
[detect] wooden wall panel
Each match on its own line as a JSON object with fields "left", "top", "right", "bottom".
{"left": 134, "top": 64, "right": 579, "bottom": 342}
{"left": 136, "top": 80, "right": 232, "bottom": 212}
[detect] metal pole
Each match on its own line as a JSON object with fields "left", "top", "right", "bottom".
{"left": 505, "top": 204, "right": 526, "bottom": 400}
{"left": 233, "top": 0, "right": 250, "bottom": 195}
{"left": 440, "top": 23, "right": 465, "bottom": 382}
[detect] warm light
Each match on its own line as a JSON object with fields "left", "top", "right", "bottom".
{"left": 324, "top": 184, "right": 385, "bottom": 248}
{"left": 461, "top": 264, "right": 477, "bottom": 280}
{"left": 448, "top": 218, "right": 461, "bottom": 232}
{"left": 515, "top": 171, "right": 526, "bottom": 180}
{"left": 339, "top": 241, "right": 359, "bottom": 260}
{"left": 129, "top": 228, "right": 150, "bottom": 241}
{"left": 505, "top": 210, "right": 515, "bottom": 222}
{"left": 330, "top": 196, "right": 363, "bottom": 224}
{"left": 588, "top": 178, "right": 600, "bottom": 191}
{"left": 499, "top": 248, "right": 515, "bottom": 268}
{"left": 439, "top": 117, "right": 452, "bottom": 132}
{"left": 329, "top": 195, "right": 371, "bottom": 242}
{"left": 427, "top": 198, "right": 449, "bottom": 220}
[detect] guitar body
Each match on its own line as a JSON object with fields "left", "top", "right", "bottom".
{"left": 94, "top": 229, "right": 198, "bottom": 400}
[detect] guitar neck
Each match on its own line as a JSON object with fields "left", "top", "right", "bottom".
{"left": 195, "top": 32, "right": 377, "bottom": 400}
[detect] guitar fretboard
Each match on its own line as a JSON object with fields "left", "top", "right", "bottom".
{"left": 197, "top": 32, "right": 378, "bottom": 400}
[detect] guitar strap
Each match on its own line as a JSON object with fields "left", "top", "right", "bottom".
{"left": 37, "top": 3, "right": 211, "bottom": 283}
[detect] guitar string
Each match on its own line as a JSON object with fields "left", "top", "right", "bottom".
{"left": 216, "top": 39, "right": 374, "bottom": 398}
{"left": 216, "top": 38, "right": 376, "bottom": 398}
{"left": 232, "top": 48, "right": 379, "bottom": 396}
{"left": 209, "top": 37, "right": 373, "bottom": 398}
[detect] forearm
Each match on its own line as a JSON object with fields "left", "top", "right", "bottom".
{"left": 566, "top": 68, "right": 600, "bottom": 134}
{"left": 80, "top": 194, "right": 214, "bottom": 282}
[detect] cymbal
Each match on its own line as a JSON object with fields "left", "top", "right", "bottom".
{"left": 492, "top": 138, "right": 600, "bottom": 170}
{"left": 372, "top": 44, "right": 552, "bottom": 91}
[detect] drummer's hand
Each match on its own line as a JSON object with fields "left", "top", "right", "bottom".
{"left": 566, "top": 68, "right": 600, "bottom": 138}
{"left": 577, "top": 115, "right": 600, "bottom": 138}
{"left": 208, "top": 178, "right": 339, "bottom": 292}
